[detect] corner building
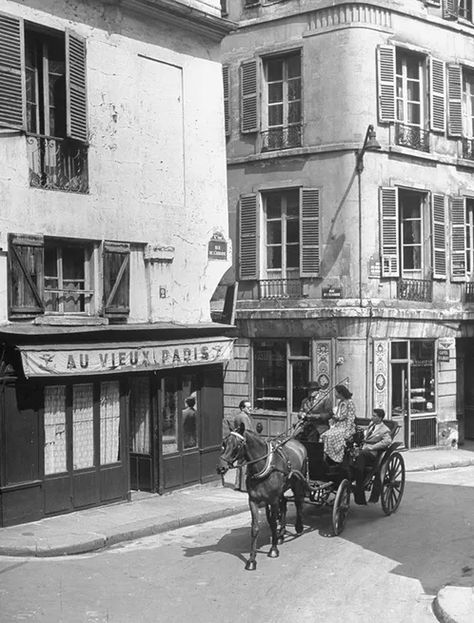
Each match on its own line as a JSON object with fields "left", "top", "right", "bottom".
{"left": 0, "top": 0, "right": 233, "bottom": 526}
{"left": 220, "top": 0, "right": 474, "bottom": 449}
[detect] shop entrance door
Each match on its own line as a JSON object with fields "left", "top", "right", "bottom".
{"left": 391, "top": 362, "right": 409, "bottom": 447}
{"left": 129, "top": 376, "right": 153, "bottom": 491}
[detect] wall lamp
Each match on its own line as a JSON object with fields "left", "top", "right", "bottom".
{"left": 355, "top": 124, "right": 381, "bottom": 174}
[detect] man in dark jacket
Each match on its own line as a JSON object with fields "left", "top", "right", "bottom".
{"left": 295, "top": 381, "right": 332, "bottom": 442}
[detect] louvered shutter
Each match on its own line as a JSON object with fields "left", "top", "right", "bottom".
{"left": 379, "top": 187, "right": 399, "bottom": 277}
{"left": 299, "top": 188, "right": 320, "bottom": 277}
{"left": 103, "top": 242, "right": 130, "bottom": 315}
{"left": 451, "top": 196, "right": 466, "bottom": 281}
{"left": 377, "top": 45, "right": 396, "bottom": 124}
{"left": 240, "top": 60, "right": 258, "bottom": 133}
{"left": 432, "top": 193, "right": 447, "bottom": 279}
{"left": 66, "top": 30, "right": 87, "bottom": 142}
{"left": 447, "top": 64, "right": 463, "bottom": 137}
{"left": 223, "top": 65, "right": 230, "bottom": 136}
{"left": 0, "top": 12, "right": 25, "bottom": 130}
{"left": 8, "top": 234, "right": 44, "bottom": 316}
{"left": 239, "top": 194, "right": 259, "bottom": 280}
{"left": 430, "top": 58, "right": 446, "bottom": 133}
{"left": 442, "top": 0, "right": 459, "bottom": 19}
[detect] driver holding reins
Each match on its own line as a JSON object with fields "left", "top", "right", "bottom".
{"left": 295, "top": 381, "right": 333, "bottom": 442}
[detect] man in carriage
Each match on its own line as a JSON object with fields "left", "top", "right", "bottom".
{"left": 295, "top": 380, "right": 333, "bottom": 442}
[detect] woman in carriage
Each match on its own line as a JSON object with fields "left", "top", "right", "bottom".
{"left": 321, "top": 384, "right": 356, "bottom": 464}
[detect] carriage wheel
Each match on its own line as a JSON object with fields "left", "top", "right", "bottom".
{"left": 380, "top": 451, "right": 405, "bottom": 516}
{"left": 332, "top": 479, "right": 350, "bottom": 536}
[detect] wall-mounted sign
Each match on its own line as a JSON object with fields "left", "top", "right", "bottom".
{"left": 438, "top": 348, "right": 450, "bottom": 362}
{"left": 368, "top": 256, "right": 381, "bottom": 278}
{"left": 322, "top": 286, "right": 342, "bottom": 299}
{"left": 208, "top": 232, "right": 227, "bottom": 260}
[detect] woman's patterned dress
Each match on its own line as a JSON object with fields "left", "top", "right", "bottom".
{"left": 321, "top": 398, "right": 356, "bottom": 463}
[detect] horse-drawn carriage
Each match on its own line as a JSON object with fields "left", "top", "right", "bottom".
{"left": 217, "top": 417, "right": 405, "bottom": 570}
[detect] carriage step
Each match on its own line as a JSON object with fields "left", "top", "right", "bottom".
{"left": 308, "top": 480, "right": 334, "bottom": 490}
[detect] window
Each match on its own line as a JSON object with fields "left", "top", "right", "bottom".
{"left": 466, "top": 200, "right": 474, "bottom": 275}
{"left": 395, "top": 50, "right": 429, "bottom": 151}
{"left": 0, "top": 13, "right": 88, "bottom": 192}
{"left": 399, "top": 190, "right": 424, "bottom": 275}
{"left": 459, "top": 0, "right": 473, "bottom": 21}
{"left": 100, "top": 380, "right": 121, "bottom": 464}
{"left": 262, "top": 53, "right": 301, "bottom": 151}
{"left": 238, "top": 188, "right": 320, "bottom": 287}
{"left": 129, "top": 377, "right": 151, "bottom": 455}
{"left": 72, "top": 383, "right": 94, "bottom": 470}
{"left": 8, "top": 235, "right": 131, "bottom": 318}
{"left": 44, "top": 385, "right": 67, "bottom": 475}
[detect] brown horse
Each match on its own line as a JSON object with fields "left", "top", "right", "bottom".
{"left": 217, "top": 424, "right": 307, "bottom": 571}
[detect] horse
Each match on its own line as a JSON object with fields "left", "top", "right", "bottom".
{"left": 216, "top": 423, "right": 307, "bottom": 571}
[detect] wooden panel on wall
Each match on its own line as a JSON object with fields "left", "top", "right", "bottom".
{"left": 313, "top": 340, "right": 332, "bottom": 389}
{"left": 1, "top": 484, "right": 43, "bottom": 527}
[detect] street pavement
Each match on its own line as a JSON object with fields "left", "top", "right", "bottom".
{"left": 0, "top": 442, "right": 473, "bottom": 622}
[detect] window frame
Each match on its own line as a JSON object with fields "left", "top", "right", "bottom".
{"left": 399, "top": 189, "right": 426, "bottom": 277}
{"left": 396, "top": 49, "right": 426, "bottom": 129}
{"left": 466, "top": 198, "right": 474, "bottom": 276}
{"left": 262, "top": 52, "right": 302, "bottom": 133}
{"left": 262, "top": 189, "right": 300, "bottom": 278}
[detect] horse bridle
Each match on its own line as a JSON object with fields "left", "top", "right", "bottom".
{"left": 222, "top": 431, "right": 291, "bottom": 480}
{"left": 221, "top": 431, "right": 247, "bottom": 468}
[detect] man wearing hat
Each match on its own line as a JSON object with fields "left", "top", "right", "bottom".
{"left": 295, "top": 380, "right": 332, "bottom": 442}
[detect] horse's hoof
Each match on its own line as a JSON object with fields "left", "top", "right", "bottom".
{"left": 278, "top": 536, "right": 284, "bottom": 545}
{"left": 245, "top": 560, "right": 257, "bottom": 571}
{"left": 268, "top": 548, "right": 279, "bottom": 558}
{"left": 295, "top": 523, "right": 304, "bottom": 534}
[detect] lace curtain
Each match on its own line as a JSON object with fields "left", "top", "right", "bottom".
{"left": 72, "top": 384, "right": 94, "bottom": 470}
{"left": 130, "top": 377, "right": 150, "bottom": 454}
{"left": 101, "top": 380, "right": 120, "bottom": 464}
{"left": 44, "top": 385, "right": 67, "bottom": 475}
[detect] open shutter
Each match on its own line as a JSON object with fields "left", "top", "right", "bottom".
{"left": 8, "top": 234, "right": 44, "bottom": 316}
{"left": 239, "top": 194, "right": 259, "bottom": 280}
{"left": 66, "top": 30, "right": 87, "bottom": 142}
{"left": 379, "top": 187, "right": 399, "bottom": 277}
{"left": 103, "top": 242, "right": 130, "bottom": 315}
{"left": 447, "top": 64, "right": 463, "bottom": 137}
{"left": 0, "top": 12, "right": 25, "bottom": 130}
{"left": 430, "top": 58, "right": 446, "bottom": 133}
{"left": 240, "top": 60, "right": 258, "bottom": 133}
{"left": 299, "top": 188, "right": 320, "bottom": 277}
{"left": 223, "top": 65, "right": 230, "bottom": 136}
{"left": 432, "top": 193, "right": 447, "bottom": 279}
{"left": 451, "top": 196, "right": 466, "bottom": 281}
{"left": 377, "top": 45, "right": 396, "bottom": 124}
{"left": 442, "top": 0, "right": 459, "bottom": 19}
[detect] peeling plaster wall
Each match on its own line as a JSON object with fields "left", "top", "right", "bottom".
{"left": 0, "top": 0, "right": 230, "bottom": 324}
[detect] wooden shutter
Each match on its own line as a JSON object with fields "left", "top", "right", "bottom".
{"left": 432, "top": 193, "right": 447, "bottom": 279}
{"left": 223, "top": 65, "right": 230, "bottom": 136}
{"left": 450, "top": 196, "right": 466, "bottom": 281}
{"left": 240, "top": 60, "right": 258, "bottom": 133}
{"left": 0, "top": 12, "right": 25, "bottom": 130}
{"left": 377, "top": 45, "right": 396, "bottom": 124}
{"left": 8, "top": 234, "right": 44, "bottom": 315}
{"left": 447, "top": 64, "right": 463, "bottom": 137}
{"left": 299, "top": 188, "right": 320, "bottom": 277}
{"left": 379, "top": 187, "right": 399, "bottom": 277}
{"left": 442, "top": 0, "right": 459, "bottom": 19}
{"left": 239, "top": 194, "right": 259, "bottom": 280}
{"left": 103, "top": 242, "right": 130, "bottom": 315}
{"left": 66, "top": 30, "right": 88, "bottom": 142}
{"left": 430, "top": 58, "right": 446, "bottom": 133}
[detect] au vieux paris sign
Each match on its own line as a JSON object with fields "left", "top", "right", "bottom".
{"left": 20, "top": 337, "right": 234, "bottom": 378}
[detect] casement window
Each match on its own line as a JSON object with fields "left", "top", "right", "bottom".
{"left": 459, "top": 0, "right": 473, "bottom": 21}
{"left": 0, "top": 12, "right": 88, "bottom": 192}
{"left": 240, "top": 50, "right": 302, "bottom": 151}
{"left": 8, "top": 235, "right": 130, "bottom": 318}
{"left": 379, "top": 187, "right": 446, "bottom": 280}
{"left": 462, "top": 70, "right": 474, "bottom": 137}
{"left": 396, "top": 51, "right": 425, "bottom": 128}
{"left": 238, "top": 187, "right": 320, "bottom": 282}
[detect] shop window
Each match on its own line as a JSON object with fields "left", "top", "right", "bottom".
{"left": 162, "top": 377, "right": 178, "bottom": 454}
{"left": 44, "top": 385, "right": 67, "bottom": 475}
{"left": 129, "top": 377, "right": 151, "bottom": 454}
{"left": 72, "top": 383, "right": 94, "bottom": 470}
{"left": 182, "top": 375, "right": 199, "bottom": 450}
{"left": 100, "top": 380, "right": 120, "bottom": 464}
{"left": 391, "top": 340, "right": 436, "bottom": 418}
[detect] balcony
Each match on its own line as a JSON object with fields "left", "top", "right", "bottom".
{"left": 261, "top": 124, "right": 302, "bottom": 152}
{"left": 465, "top": 282, "right": 474, "bottom": 303}
{"left": 258, "top": 278, "right": 303, "bottom": 299}
{"left": 394, "top": 123, "right": 430, "bottom": 153}
{"left": 397, "top": 278, "right": 433, "bottom": 302}
{"left": 462, "top": 138, "right": 474, "bottom": 161}
{"left": 27, "top": 133, "right": 89, "bottom": 193}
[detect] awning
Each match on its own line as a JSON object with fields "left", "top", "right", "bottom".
{"left": 18, "top": 336, "right": 235, "bottom": 378}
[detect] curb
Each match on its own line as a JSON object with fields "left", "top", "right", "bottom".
{"left": 433, "top": 587, "right": 474, "bottom": 623}
{"left": 0, "top": 503, "right": 250, "bottom": 557}
{"left": 405, "top": 458, "right": 474, "bottom": 473}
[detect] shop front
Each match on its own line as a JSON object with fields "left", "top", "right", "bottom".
{"left": 0, "top": 326, "right": 233, "bottom": 527}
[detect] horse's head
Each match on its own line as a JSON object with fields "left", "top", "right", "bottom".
{"left": 216, "top": 425, "right": 246, "bottom": 475}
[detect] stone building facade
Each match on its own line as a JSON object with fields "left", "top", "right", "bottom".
{"left": 219, "top": 0, "right": 474, "bottom": 449}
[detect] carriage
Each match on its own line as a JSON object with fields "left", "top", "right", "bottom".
{"left": 294, "top": 417, "right": 406, "bottom": 536}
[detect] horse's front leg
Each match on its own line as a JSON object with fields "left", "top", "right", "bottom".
{"left": 292, "top": 476, "right": 305, "bottom": 534}
{"left": 267, "top": 501, "right": 280, "bottom": 559}
{"left": 278, "top": 494, "right": 287, "bottom": 544}
{"left": 245, "top": 499, "right": 260, "bottom": 571}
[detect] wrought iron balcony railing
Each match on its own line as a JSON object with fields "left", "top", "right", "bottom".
{"left": 394, "top": 123, "right": 430, "bottom": 153}
{"left": 26, "top": 133, "right": 89, "bottom": 193}
{"left": 462, "top": 138, "right": 474, "bottom": 161}
{"left": 397, "top": 278, "right": 433, "bottom": 302}
{"left": 465, "top": 282, "right": 474, "bottom": 303}
{"left": 258, "top": 278, "right": 303, "bottom": 299}
{"left": 261, "top": 124, "right": 302, "bottom": 152}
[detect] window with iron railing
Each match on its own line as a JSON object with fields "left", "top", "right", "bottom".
{"left": 395, "top": 50, "right": 429, "bottom": 152}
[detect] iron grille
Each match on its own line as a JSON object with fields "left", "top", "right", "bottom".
{"left": 411, "top": 417, "right": 437, "bottom": 448}
{"left": 27, "top": 133, "right": 89, "bottom": 193}
{"left": 466, "top": 282, "right": 474, "bottom": 302}
{"left": 258, "top": 279, "right": 303, "bottom": 299}
{"left": 462, "top": 138, "right": 474, "bottom": 160}
{"left": 261, "top": 124, "right": 302, "bottom": 152}
{"left": 397, "top": 278, "right": 433, "bottom": 302}
{"left": 394, "top": 123, "right": 430, "bottom": 153}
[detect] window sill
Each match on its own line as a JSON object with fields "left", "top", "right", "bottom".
{"left": 33, "top": 315, "right": 109, "bottom": 326}
{"left": 388, "top": 144, "right": 441, "bottom": 163}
